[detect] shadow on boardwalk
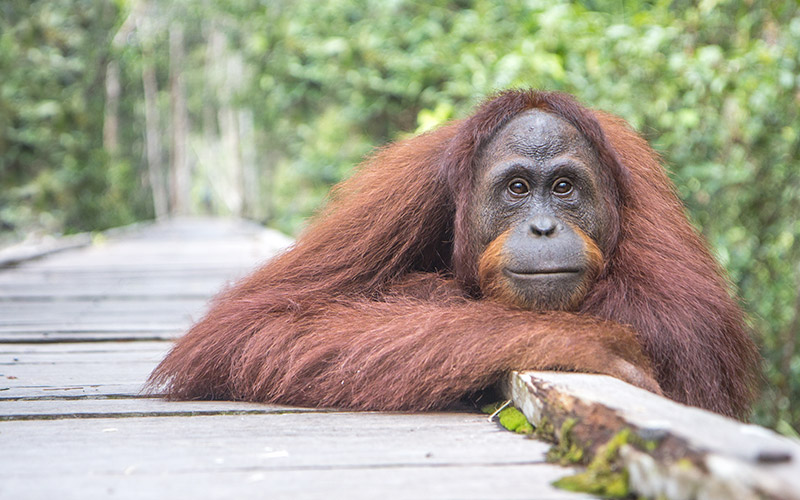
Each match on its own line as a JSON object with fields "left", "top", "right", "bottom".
{"left": 0, "top": 217, "right": 589, "bottom": 500}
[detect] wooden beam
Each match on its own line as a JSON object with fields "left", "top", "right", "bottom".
{"left": 504, "top": 371, "right": 800, "bottom": 500}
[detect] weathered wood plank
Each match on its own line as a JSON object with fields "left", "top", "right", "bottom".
{"left": 1, "top": 263, "right": 259, "bottom": 273}
{"left": 505, "top": 371, "right": 800, "bottom": 500}
{"left": 0, "top": 276, "right": 240, "bottom": 289}
{"left": 0, "top": 340, "right": 171, "bottom": 397}
{"left": 17, "top": 242, "right": 283, "bottom": 269}
{"left": 0, "top": 267, "right": 248, "bottom": 281}
{"left": 0, "top": 369, "right": 149, "bottom": 398}
{"left": 1, "top": 382, "right": 146, "bottom": 399}
{"left": 0, "top": 397, "right": 317, "bottom": 419}
{"left": 0, "top": 299, "right": 208, "bottom": 335}
{"left": 0, "top": 265, "right": 251, "bottom": 276}
{"left": 0, "top": 284, "right": 230, "bottom": 300}
{"left": 0, "top": 464, "right": 587, "bottom": 500}
{"left": 1, "top": 217, "right": 290, "bottom": 275}
{"left": 0, "top": 342, "right": 168, "bottom": 364}
{"left": 0, "top": 331, "right": 181, "bottom": 343}
{"left": 0, "top": 298, "right": 207, "bottom": 314}
{"left": 0, "top": 323, "right": 187, "bottom": 333}
{"left": 0, "top": 340, "right": 170, "bottom": 354}
{"left": 0, "top": 317, "right": 195, "bottom": 328}
{"left": 0, "top": 348, "right": 162, "bottom": 398}
{"left": 0, "top": 310, "right": 200, "bottom": 324}
{"left": 0, "top": 412, "right": 592, "bottom": 500}
{"left": 0, "top": 232, "right": 92, "bottom": 267}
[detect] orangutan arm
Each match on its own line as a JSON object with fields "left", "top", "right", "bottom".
{"left": 149, "top": 274, "right": 660, "bottom": 410}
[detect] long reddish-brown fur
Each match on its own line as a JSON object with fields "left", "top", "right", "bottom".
{"left": 148, "top": 90, "right": 760, "bottom": 419}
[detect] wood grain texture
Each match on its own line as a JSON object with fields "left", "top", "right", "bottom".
{"left": 505, "top": 371, "right": 800, "bottom": 500}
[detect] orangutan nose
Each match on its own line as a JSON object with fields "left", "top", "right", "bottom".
{"left": 529, "top": 215, "right": 558, "bottom": 237}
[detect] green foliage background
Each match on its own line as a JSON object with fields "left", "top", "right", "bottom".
{"left": 1, "top": 0, "right": 799, "bottom": 433}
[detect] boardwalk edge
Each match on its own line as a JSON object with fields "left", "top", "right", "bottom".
{"left": 503, "top": 370, "right": 800, "bottom": 500}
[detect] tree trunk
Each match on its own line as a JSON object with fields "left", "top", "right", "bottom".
{"left": 141, "top": 51, "right": 168, "bottom": 220}
{"left": 239, "top": 108, "right": 259, "bottom": 219}
{"left": 103, "top": 60, "right": 120, "bottom": 158}
{"left": 169, "top": 23, "right": 190, "bottom": 215}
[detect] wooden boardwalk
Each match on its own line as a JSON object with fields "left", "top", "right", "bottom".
{"left": 0, "top": 218, "right": 592, "bottom": 500}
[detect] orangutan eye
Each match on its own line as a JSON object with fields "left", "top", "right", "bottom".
{"left": 507, "top": 179, "right": 530, "bottom": 197}
{"left": 552, "top": 178, "right": 574, "bottom": 196}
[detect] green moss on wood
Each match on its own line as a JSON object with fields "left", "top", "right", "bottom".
{"left": 534, "top": 415, "right": 556, "bottom": 442}
{"left": 499, "top": 407, "right": 534, "bottom": 434}
{"left": 481, "top": 401, "right": 533, "bottom": 434}
{"left": 546, "top": 418, "right": 585, "bottom": 465}
{"left": 553, "top": 428, "right": 634, "bottom": 498}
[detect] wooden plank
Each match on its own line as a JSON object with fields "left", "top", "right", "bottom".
{"left": 0, "top": 366, "right": 150, "bottom": 397}
{"left": 0, "top": 341, "right": 169, "bottom": 397}
{"left": 0, "top": 341, "right": 168, "bottom": 363}
{"left": 0, "top": 298, "right": 207, "bottom": 313}
{"left": 0, "top": 268, "right": 246, "bottom": 281}
{"left": 0, "top": 463, "right": 587, "bottom": 500}
{"left": 0, "top": 412, "right": 592, "bottom": 500}
{"left": 0, "top": 330, "right": 183, "bottom": 343}
{"left": 0, "top": 268, "right": 246, "bottom": 283}
{"left": 0, "top": 323, "right": 187, "bottom": 333}
{"left": 3, "top": 411, "right": 548, "bottom": 468}
{"left": 0, "top": 381, "right": 145, "bottom": 398}
{"left": 0, "top": 308, "right": 201, "bottom": 322}
{"left": 0, "top": 283, "right": 230, "bottom": 300}
{"left": 0, "top": 299, "right": 208, "bottom": 327}
{"left": 4, "top": 264, "right": 257, "bottom": 275}
{"left": 19, "top": 242, "right": 283, "bottom": 268}
{"left": 0, "top": 315, "right": 197, "bottom": 327}
{"left": 0, "top": 340, "right": 170, "bottom": 354}
{"left": 0, "top": 276, "right": 240, "bottom": 289}
{"left": 1, "top": 220, "right": 290, "bottom": 279}
{"left": 0, "top": 341, "right": 169, "bottom": 398}
{"left": 505, "top": 371, "right": 800, "bottom": 500}
{"left": 0, "top": 265, "right": 251, "bottom": 276}
{"left": 0, "top": 232, "right": 92, "bottom": 267}
{"left": 0, "top": 397, "right": 319, "bottom": 419}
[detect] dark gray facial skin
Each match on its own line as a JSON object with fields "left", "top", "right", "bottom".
{"left": 469, "top": 109, "right": 613, "bottom": 309}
